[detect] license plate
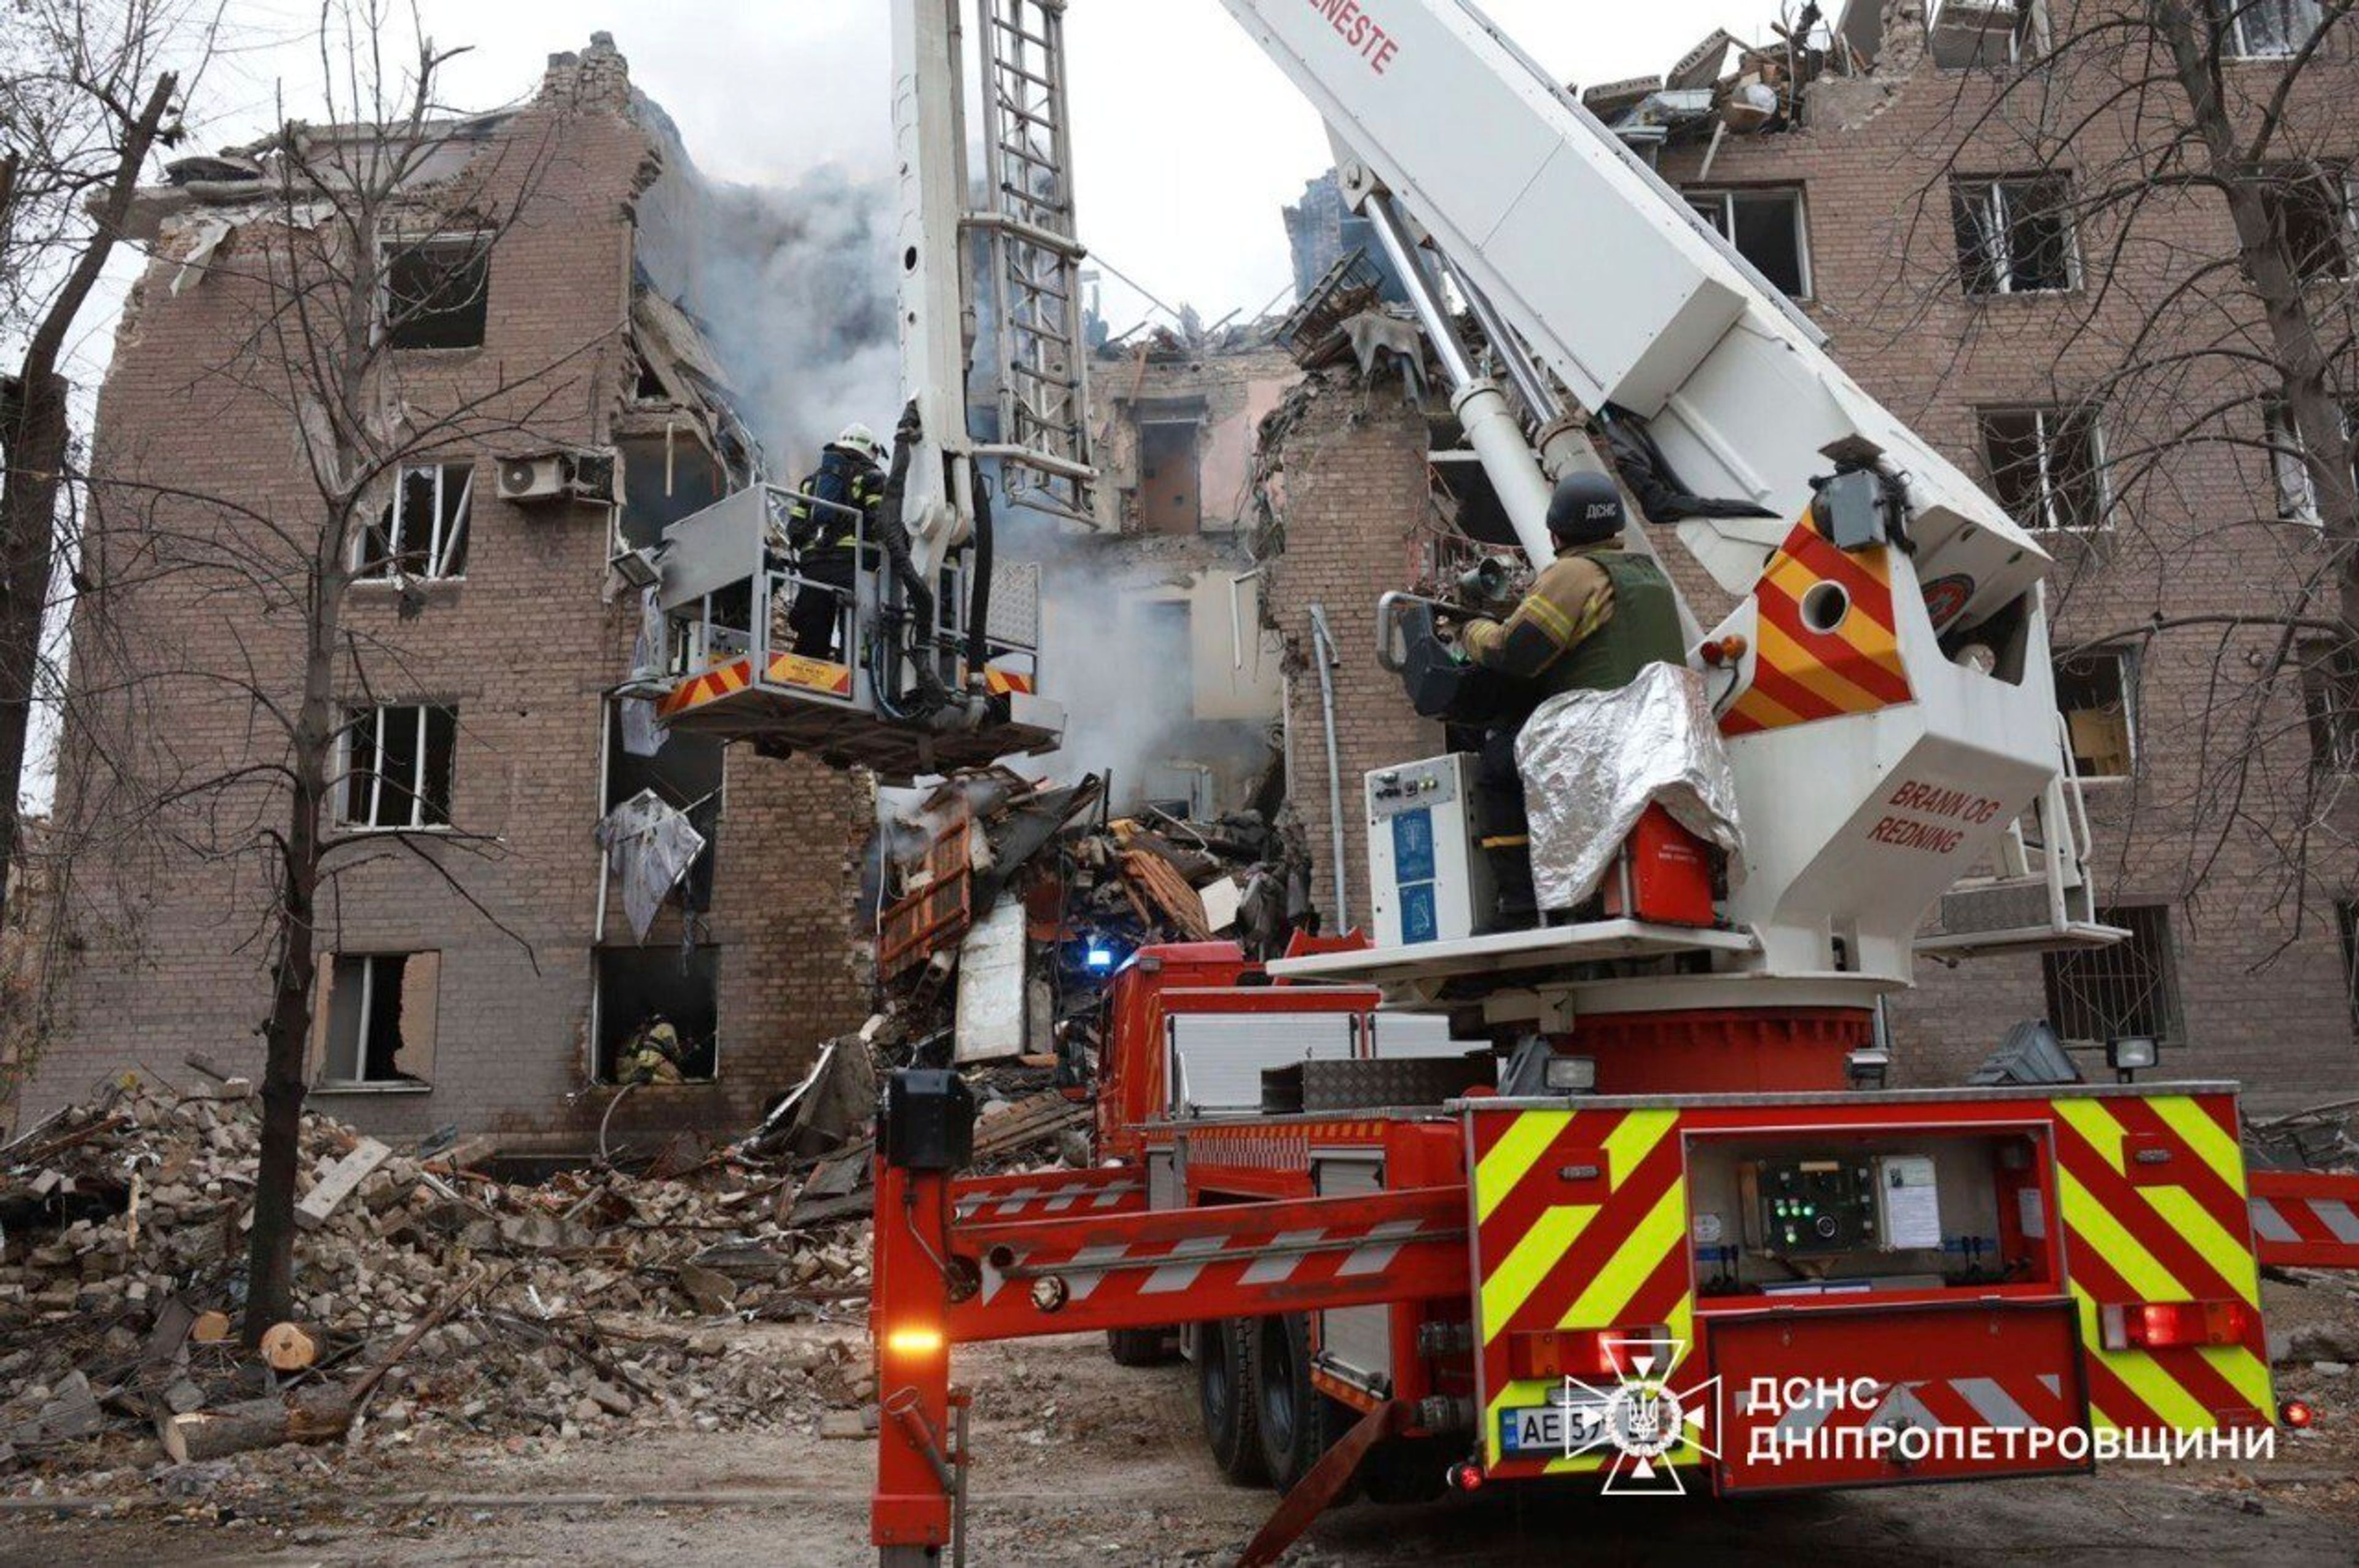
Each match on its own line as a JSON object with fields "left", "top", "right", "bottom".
{"left": 1500, "top": 1396, "right": 1609, "bottom": 1456}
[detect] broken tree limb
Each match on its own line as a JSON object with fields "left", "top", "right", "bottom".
{"left": 156, "top": 1386, "right": 354, "bottom": 1465}
{"left": 344, "top": 1264, "right": 508, "bottom": 1446}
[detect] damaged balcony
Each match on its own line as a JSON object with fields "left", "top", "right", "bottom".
{"left": 644, "top": 483, "right": 1061, "bottom": 781}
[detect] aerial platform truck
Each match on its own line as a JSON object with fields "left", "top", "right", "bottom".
{"left": 632, "top": 2, "right": 2359, "bottom": 1564}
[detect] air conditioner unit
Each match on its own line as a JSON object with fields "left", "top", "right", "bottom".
{"left": 496, "top": 448, "right": 617, "bottom": 507}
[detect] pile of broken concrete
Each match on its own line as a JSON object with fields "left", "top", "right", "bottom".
{"left": 0, "top": 1072, "right": 875, "bottom": 1478}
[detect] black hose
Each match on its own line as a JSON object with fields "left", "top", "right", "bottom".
{"left": 966, "top": 459, "right": 993, "bottom": 674}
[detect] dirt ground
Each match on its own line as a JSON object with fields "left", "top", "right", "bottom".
{"left": 4, "top": 1280, "right": 2356, "bottom": 1567}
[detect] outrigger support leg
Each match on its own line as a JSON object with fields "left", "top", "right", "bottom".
{"left": 1239, "top": 1398, "right": 1414, "bottom": 1568}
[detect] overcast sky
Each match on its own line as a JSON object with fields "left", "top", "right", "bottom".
{"left": 95, "top": 0, "right": 1774, "bottom": 367}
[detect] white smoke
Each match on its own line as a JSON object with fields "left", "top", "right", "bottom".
{"left": 687, "top": 166, "right": 902, "bottom": 478}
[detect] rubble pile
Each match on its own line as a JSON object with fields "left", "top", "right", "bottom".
{"left": 868, "top": 766, "right": 1311, "bottom": 1076}
{"left": 0, "top": 1074, "right": 882, "bottom": 1475}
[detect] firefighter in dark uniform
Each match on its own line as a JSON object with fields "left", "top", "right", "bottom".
{"left": 1458, "top": 470, "right": 1686, "bottom": 923}
{"left": 785, "top": 421, "right": 887, "bottom": 659}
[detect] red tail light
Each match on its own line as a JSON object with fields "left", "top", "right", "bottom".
{"left": 1507, "top": 1324, "right": 1670, "bottom": 1381}
{"left": 2099, "top": 1299, "right": 2256, "bottom": 1351}
{"left": 1448, "top": 1460, "right": 1485, "bottom": 1492}
{"left": 2280, "top": 1398, "right": 2315, "bottom": 1430}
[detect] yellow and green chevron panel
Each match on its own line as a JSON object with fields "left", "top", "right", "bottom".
{"left": 2051, "top": 1093, "right": 2273, "bottom": 1432}
{"left": 1468, "top": 1105, "right": 1698, "bottom": 1476}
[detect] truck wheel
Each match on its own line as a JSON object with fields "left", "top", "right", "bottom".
{"left": 1106, "top": 1325, "right": 1173, "bottom": 1367}
{"left": 1250, "top": 1311, "right": 1341, "bottom": 1493}
{"left": 1198, "top": 1319, "right": 1267, "bottom": 1484}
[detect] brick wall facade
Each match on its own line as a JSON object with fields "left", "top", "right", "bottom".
{"left": 1259, "top": 374, "right": 1444, "bottom": 925}
{"left": 25, "top": 39, "right": 869, "bottom": 1145}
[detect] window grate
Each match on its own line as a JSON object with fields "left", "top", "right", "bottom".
{"left": 2042, "top": 905, "right": 2183, "bottom": 1047}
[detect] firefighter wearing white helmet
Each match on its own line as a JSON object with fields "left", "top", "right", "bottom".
{"left": 786, "top": 422, "right": 890, "bottom": 658}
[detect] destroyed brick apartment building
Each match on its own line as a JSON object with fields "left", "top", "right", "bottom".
{"left": 14, "top": 2, "right": 2358, "bottom": 1150}
{"left": 19, "top": 39, "right": 880, "bottom": 1145}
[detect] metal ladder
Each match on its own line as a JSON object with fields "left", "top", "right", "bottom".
{"left": 971, "top": 0, "right": 1097, "bottom": 523}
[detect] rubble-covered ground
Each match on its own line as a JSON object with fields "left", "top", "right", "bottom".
{"left": 0, "top": 1285, "right": 2354, "bottom": 1566}
{"left": 4, "top": 1078, "right": 2357, "bottom": 1563}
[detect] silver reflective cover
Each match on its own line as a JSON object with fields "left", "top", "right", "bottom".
{"left": 1514, "top": 662, "right": 1744, "bottom": 911}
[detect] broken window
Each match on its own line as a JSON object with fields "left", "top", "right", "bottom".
{"left": 2055, "top": 651, "right": 2136, "bottom": 778}
{"left": 2259, "top": 163, "right": 2356, "bottom": 282}
{"left": 356, "top": 462, "right": 472, "bottom": 579}
{"left": 1686, "top": 188, "right": 1811, "bottom": 297}
{"left": 315, "top": 952, "right": 437, "bottom": 1087}
{"left": 604, "top": 699, "right": 724, "bottom": 914}
{"left": 381, "top": 235, "right": 490, "bottom": 350}
{"left": 2300, "top": 637, "right": 2359, "bottom": 772}
{"left": 2340, "top": 899, "right": 2359, "bottom": 1034}
{"left": 1927, "top": 0, "right": 2044, "bottom": 69}
{"left": 594, "top": 945, "right": 720, "bottom": 1084}
{"left": 1952, "top": 176, "right": 2077, "bottom": 295}
{"left": 2263, "top": 399, "right": 2358, "bottom": 522}
{"left": 2043, "top": 905, "right": 2183, "bottom": 1048}
{"left": 1979, "top": 405, "right": 2107, "bottom": 531}
{"left": 1136, "top": 415, "right": 1203, "bottom": 534}
{"left": 2212, "top": 0, "right": 2324, "bottom": 57}
{"left": 339, "top": 704, "right": 457, "bottom": 829}
{"left": 616, "top": 432, "right": 725, "bottom": 552}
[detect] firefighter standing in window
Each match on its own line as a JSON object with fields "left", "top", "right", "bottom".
{"left": 785, "top": 422, "right": 887, "bottom": 659}
{"left": 1457, "top": 470, "right": 1685, "bottom": 924}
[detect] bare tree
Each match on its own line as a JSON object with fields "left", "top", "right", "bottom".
{"left": 0, "top": 2, "right": 187, "bottom": 922}
{"left": 62, "top": 3, "right": 606, "bottom": 1338}
{"left": 1860, "top": 0, "right": 2356, "bottom": 921}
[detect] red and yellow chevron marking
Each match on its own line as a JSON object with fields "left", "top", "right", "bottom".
{"left": 1469, "top": 1106, "right": 1696, "bottom": 1475}
{"left": 2052, "top": 1094, "right": 2274, "bottom": 1433}
{"left": 1721, "top": 520, "right": 1914, "bottom": 737}
{"left": 765, "top": 650, "right": 855, "bottom": 698}
{"left": 984, "top": 666, "right": 1035, "bottom": 697}
{"left": 656, "top": 656, "right": 755, "bottom": 719}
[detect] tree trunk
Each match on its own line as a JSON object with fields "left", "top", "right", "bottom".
{"left": 0, "top": 72, "right": 177, "bottom": 918}
{"left": 241, "top": 616, "right": 339, "bottom": 1343}
{"left": 0, "top": 370, "right": 69, "bottom": 892}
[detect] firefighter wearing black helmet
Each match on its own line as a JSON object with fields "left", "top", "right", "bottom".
{"left": 1458, "top": 470, "right": 1684, "bottom": 922}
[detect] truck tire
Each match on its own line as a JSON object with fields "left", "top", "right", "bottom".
{"left": 1249, "top": 1311, "right": 1344, "bottom": 1493}
{"left": 1106, "top": 1325, "right": 1173, "bottom": 1367}
{"left": 1198, "top": 1319, "right": 1267, "bottom": 1484}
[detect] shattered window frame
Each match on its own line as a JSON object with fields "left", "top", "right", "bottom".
{"left": 1926, "top": 1, "right": 2048, "bottom": 70}
{"left": 1683, "top": 187, "right": 1812, "bottom": 299}
{"left": 2262, "top": 398, "right": 2358, "bottom": 523}
{"left": 379, "top": 231, "right": 492, "bottom": 351}
{"left": 2258, "top": 162, "right": 2357, "bottom": 283}
{"left": 2053, "top": 649, "right": 2138, "bottom": 780}
{"left": 591, "top": 944, "right": 722, "bottom": 1086}
{"left": 318, "top": 951, "right": 436, "bottom": 1089}
{"left": 1951, "top": 176, "right": 2080, "bottom": 295}
{"left": 1978, "top": 404, "right": 2108, "bottom": 532}
{"left": 2212, "top": 0, "right": 2325, "bottom": 58}
{"left": 2299, "top": 637, "right": 2359, "bottom": 773}
{"left": 337, "top": 703, "right": 459, "bottom": 831}
{"left": 354, "top": 461, "right": 473, "bottom": 580}
{"left": 2339, "top": 898, "right": 2359, "bottom": 1035}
